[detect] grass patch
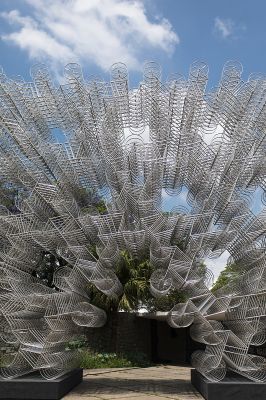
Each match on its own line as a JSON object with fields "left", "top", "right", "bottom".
{"left": 78, "top": 350, "right": 151, "bottom": 369}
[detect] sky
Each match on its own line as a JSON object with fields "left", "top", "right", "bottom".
{"left": 0, "top": 0, "right": 265, "bottom": 280}
{"left": 1, "top": 0, "right": 266, "bottom": 85}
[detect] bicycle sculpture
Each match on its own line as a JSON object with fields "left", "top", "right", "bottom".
{"left": 0, "top": 61, "right": 265, "bottom": 382}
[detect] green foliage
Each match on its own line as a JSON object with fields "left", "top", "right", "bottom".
{"left": 147, "top": 289, "right": 188, "bottom": 312}
{"left": 172, "top": 239, "right": 186, "bottom": 251}
{"left": 66, "top": 338, "right": 87, "bottom": 350}
{"left": 211, "top": 263, "right": 242, "bottom": 292}
{"left": 87, "top": 244, "right": 99, "bottom": 260}
{"left": 32, "top": 187, "right": 106, "bottom": 286}
{"left": 88, "top": 249, "right": 189, "bottom": 313}
{"left": 0, "top": 352, "right": 12, "bottom": 367}
{"left": 196, "top": 262, "right": 207, "bottom": 278}
{"left": 95, "top": 200, "right": 107, "bottom": 215}
{"left": 32, "top": 251, "right": 68, "bottom": 288}
{"left": 74, "top": 187, "right": 92, "bottom": 209}
{"left": 88, "top": 250, "right": 153, "bottom": 312}
{"left": 0, "top": 179, "right": 204, "bottom": 313}
{"left": 126, "top": 351, "right": 151, "bottom": 367}
{"left": 78, "top": 350, "right": 151, "bottom": 369}
{"left": 85, "top": 285, "right": 120, "bottom": 313}
{"left": 0, "top": 180, "right": 27, "bottom": 212}
{"left": 116, "top": 250, "right": 154, "bottom": 310}
{"left": 75, "top": 187, "right": 107, "bottom": 215}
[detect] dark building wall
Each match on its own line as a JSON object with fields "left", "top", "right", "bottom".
{"left": 249, "top": 342, "right": 266, "bottom": 358}
{"left": 85, "top": 312, "right": 152, "bottom": 358}
{"left": 85, "top": 312, "right": 198, "bottom": 364}
{"left": 0, "top": 312, "right": 205, "bottom": 365}
{"left": 152, "top": 321, "right": 187, "bottom": 363}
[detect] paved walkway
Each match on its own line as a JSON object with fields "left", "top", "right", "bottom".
{"left": 64, "top": 365, "right": 204, "bottom": 400}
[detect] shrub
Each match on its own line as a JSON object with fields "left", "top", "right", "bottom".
{"left": 78, "top": 350, "right": 151, "bottom": 369}
{"left": 66, "top": 338, "right": 87, "bottom": 350}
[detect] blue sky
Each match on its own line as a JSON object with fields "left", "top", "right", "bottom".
{"left": 1, "top": 0, "right": 266, "bottom": 87}
{"left": 0, "top": 0, "right": 265, "bottom": 280}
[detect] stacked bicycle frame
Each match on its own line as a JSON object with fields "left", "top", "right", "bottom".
{"left": 0, "top": 61, "right": 265, "bottom": 381}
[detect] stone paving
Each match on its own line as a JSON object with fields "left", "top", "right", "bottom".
{"left": 64, "top": 365, "right": 204, "bottom": 400}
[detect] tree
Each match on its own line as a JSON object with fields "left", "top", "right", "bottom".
{"left": 0, "top": 181, "right": 203, "bottom": 308}
{"left": 146, "top": 289, "right": 187, "bottom": 312}
{"left": 88, "top": 250, "right": 189, "bottom": 313}
{"left": 76, "top": 187, "right": 107, "bottom": 215}
{"left": 88, "top": 250, "right": 153, "bottom": 312}
{"left": 211, "top": 263, "right": 242, "bottom": 292}
{"left": 34, "top": 187, "right": 107, "bottom": 288}
{"left": 0, "top": 182, "right": 106, "bottom": 287}
{"left": 0, "top": 180, "right": 26, "bottom": 213}
{"left": 32, "top": 251, "right": 68, "bottom": 288}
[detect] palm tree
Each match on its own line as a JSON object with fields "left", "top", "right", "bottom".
{"left": 88, "top": 250, "right": 187, "bottom": 313}
{"left": 87, "top": 250, "right": 151, "bottom": 312}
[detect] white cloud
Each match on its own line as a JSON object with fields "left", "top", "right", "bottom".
{"left": 214, "top": 17, "right": 246, "bottom": 40}
{"left": 1, "top": 0, "right": 179, "bottom": 74}
{"left": 1, "top": 10, "right": 73, "bottom": 62}
{"left": 214, "top": 17, "right": 234, "bottom": 39}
